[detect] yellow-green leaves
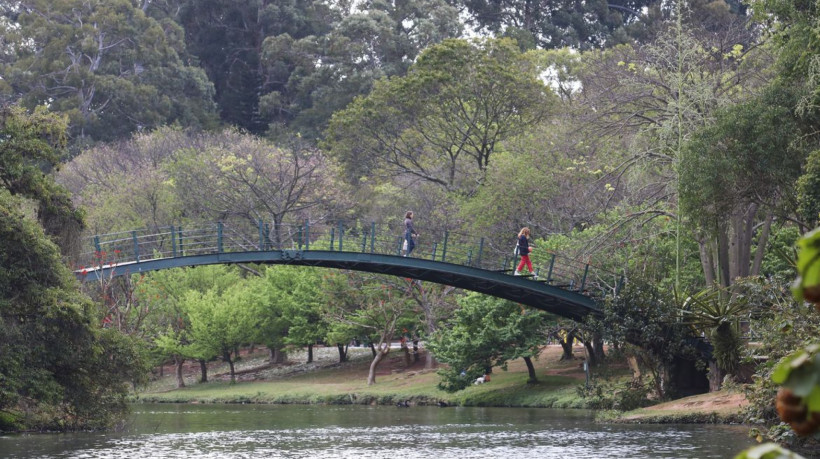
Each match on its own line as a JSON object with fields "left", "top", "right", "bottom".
{"left": 792, "top": 227, "right": 820, "bottom": 303}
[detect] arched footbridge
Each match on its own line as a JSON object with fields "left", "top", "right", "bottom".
{"left": 74, "top": 221, "right": 622, "bottom": 322}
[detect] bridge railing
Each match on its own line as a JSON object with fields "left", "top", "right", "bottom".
{"left": 76, "top": 220, "right": 620, "bottom": 298}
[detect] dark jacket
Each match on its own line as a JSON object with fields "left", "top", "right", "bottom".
{"left": 518, "top": 235, "right": 530, "bottom": 256}
{"left": 405, "top": 218, "right": 418, "bottom": 237}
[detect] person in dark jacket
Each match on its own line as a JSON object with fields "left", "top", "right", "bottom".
{"left": 514, "top": 227, "right": 535, "bottom": 276}
{"left": 404, "top": 211, "right": 419, "bottom": 257}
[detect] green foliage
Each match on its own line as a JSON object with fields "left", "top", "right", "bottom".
{"left": 792, "top": 227, "right": 820, "bottom": 303}
{"left": 3, "top": 0, "right": 218, "bottom": 144}
{"left": 577, "top": 379, "right": 654, "bottom": 411}
{"left": 598, "top": 279, "right": 699, "bottom": 399}
{"left": 427, "top": 293, "right": 549, "bottom": 392}
{"left": 324, "top": 37, "right": 555, "bottom": 192}
{"left": 680, "top": 84, "right": 806, "bottom": 236}
{"left": 682, "top": 286, "right": 750, "bottom": 375}
{"left": 796, "top": 150, "right": 820, "bottom": 228}
{"left": 0, "top": 106, "right": 143, "bottom": 431}
{"left": 0, "top": 106, "right": 83, "bottom": 249}
{"left": 733, "top": 443, "right": 805, "bottom": 459}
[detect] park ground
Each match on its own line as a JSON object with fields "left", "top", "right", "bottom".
{"left": 137, "top": 343, "right": 749, "bottom": 424}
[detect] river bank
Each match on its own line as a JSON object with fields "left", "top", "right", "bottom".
{"left": 137, "top": 344, "right": 749, "bottom": 425}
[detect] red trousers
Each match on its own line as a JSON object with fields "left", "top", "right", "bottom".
{"left": 517, "top": 255, "right": 533, "bottom": 273}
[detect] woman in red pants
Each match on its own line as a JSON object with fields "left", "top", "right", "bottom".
{"left": 514, "top": 227, "right": 535, "bottom": 276}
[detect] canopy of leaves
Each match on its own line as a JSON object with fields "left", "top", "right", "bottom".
{"left": 324, "top": 37, "right": 555, "bottom": 193}
{"left": 427, "top": 293, "right": 548, "bottom": 392}
{"left": 0, "top": 106, "right": 141, "bottom": 430}
{"left": 2, "top": 0, "right": 218, "bottom": 144}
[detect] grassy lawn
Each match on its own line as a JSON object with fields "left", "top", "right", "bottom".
{"left": 136, "top": 344, "right": 596, "bottom": 408}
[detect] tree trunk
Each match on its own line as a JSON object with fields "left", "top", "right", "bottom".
{"left": 524, "top": 356, "right": 537, "bottom": 382}
{"left": 751, "top": 213, "right": 773, "bottom": 276}
{"left": 198, "top": 359, "right": 208, "bottom": 383}
{"left": 337, "top": 343, "right": 347, "bottom": 363}
{"left": 307, "top": 344, "right": 313, "bottom": 363}
{"left": 583, "top": 340, "right": 597, "bottom": 366}
{"left": 593, "top": 333, "right": 605, "bottom": 364}
{"left": 174, "top": 355, "right": 185, "bottom": 388}
{"left": 698, "top": 236, "right": 717, "bottom": 287}
{"left": 369, "top": 342, "right": 377, "bottom": 358}
{"left": 367, "top": 348, "right": 389, "bottom": 385}
{"left": 412, "top": 339, "right": 420, "bottom": 363}
{"left": 425, "top": 350, "right": 437, "bottom": 369}
{"left": 627, "top": 355, "right": 641, "bottom": 381}
{"left": 559, "top": 333, "right": 574, "bottom": 360}
{"left": 268, "top": 346, "right": 286, "bottom": 364}
{"left": 402, "top": 343, "right": 413, "bottom": 367}
{"left": 708, "top": 360, "right": 723, "bottom": 392}
{"left": 224, "top": 351, "right": 236, "bottom": 383}
{"left": 717, "top": 222, "right": 731, "bottom": 287}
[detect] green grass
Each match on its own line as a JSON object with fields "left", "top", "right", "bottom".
{"left": 136, "top": 346, "right": 593, "bottom": 409}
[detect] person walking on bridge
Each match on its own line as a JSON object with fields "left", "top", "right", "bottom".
{"left": 404, "top": 211, "right": 419, "bottom": 257}
{"left": 514, "top": 227, "right": 535, "bottom": 276}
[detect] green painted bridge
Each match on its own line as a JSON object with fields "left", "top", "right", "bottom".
{"left": 75, "top": 221, "right": 620, "bottom": 322}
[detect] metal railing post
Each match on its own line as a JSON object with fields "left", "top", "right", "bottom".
{"left": 361, "top": 228, "right": 367, "bottom": 252}
{"left": 304, "top": 219, "right": 310, "bottom": 250}
{"left": 546, "top": 254, "right": 555, "bottom": 283}
{"left": 132, "top": 231, "right": 140, "bottom": 263}
{"left": 171, "top": 226, "right": 177, "bottom": 257}
{"left": 370, "top": 222, "right": 375, "bottom": 253}
{"left": 579, "top": 263, "right": 589, "bottom": 292}
{"left": 441, "top": 231, "right": 448, "bottom": 262}
{"left": 178, "top": 226, "right": 184, "bottom": 256}
{"left": 397, "top": 236, "right": 403, "bottom": 256}
{"left": 431, "top": 242, "right": 438, "bottom": 260}
{"left": 338, "top": 222, "right": 344, "bottom": 252}
{"left": 258, "top": 220, "right": 265, "bottom": 250}
{"left": 330, "top": 228, "right": 335, "bottom": 251}
{"left": 476, "top": 238, "right": 484, "bottom": 267}
{"left": 217, "top": 222, "right": 223, "bottom": 253}
{"left": 93, "top": 235, "right": 102, "bottom": 255}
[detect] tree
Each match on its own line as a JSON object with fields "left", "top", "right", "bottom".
{"left": 598, "top": 279, "right": 699, "bottom": 399}
{"left": 324, "top": 37, "right": 555, "bottom": 194}
{"left": 323, "top": 272, "right": 414, "bottom": 385}
{"left": 427, "top": 293, "right": 549, "bottom": 392}
{"left": 183, "top": 280, "right": 262, "bottom": 383}
{"left": 259, "top": 0, "right": 461, "bottom": 140}
{"left": 56, "top": 126, "right": 193, "bottom": 234}
{"left": 172, "top": 0, "right": 335, "bottom": 134}
{"left": 168, "top": 129, "right": 347, "bottom": 246}
{"left": 2, "top": 0, "right": 218, "bottom": 144}
{"left": 456, "top": 0, "right": 658, "bottom": 50}
{"left": 0, "top": 106, "right": 83, "bottom": 250}
{"left": 138, "top": 265, "right": 242, "bottom": 386}
{"left": 796, "top": 149, "right": 820, "bottom": 229}
{"left": 261, "top": 266, "right": 328, "bottom": 364}
{"left": 680, "top": 84, "right": 810, "bottom": 286}
{"left": 0, "top": 105, "right": 142, "bottom": 430}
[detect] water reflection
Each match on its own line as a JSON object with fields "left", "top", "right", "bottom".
{"left": 0, "top": 404, "right": 754, "bottom": 459}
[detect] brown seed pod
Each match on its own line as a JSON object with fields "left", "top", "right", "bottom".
{"left": 789, "top": 416, "right": 819, "bottom": 436}
{"left": 804, "top": 284, "right": 820, "bottom": 303}
{"left": 776, "top": 388, "right": 807, "bottom": 423}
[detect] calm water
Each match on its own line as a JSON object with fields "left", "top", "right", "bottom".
{"left": 0, "top": 403, "right": 755, "bottom": 458}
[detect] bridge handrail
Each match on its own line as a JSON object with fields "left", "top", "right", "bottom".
{"left": 74, "top": 220, "right": 622, "bottom": 298}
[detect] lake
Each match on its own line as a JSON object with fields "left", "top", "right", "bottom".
{"left": 0, "top": 403, "right": 756, "bottom": 458}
